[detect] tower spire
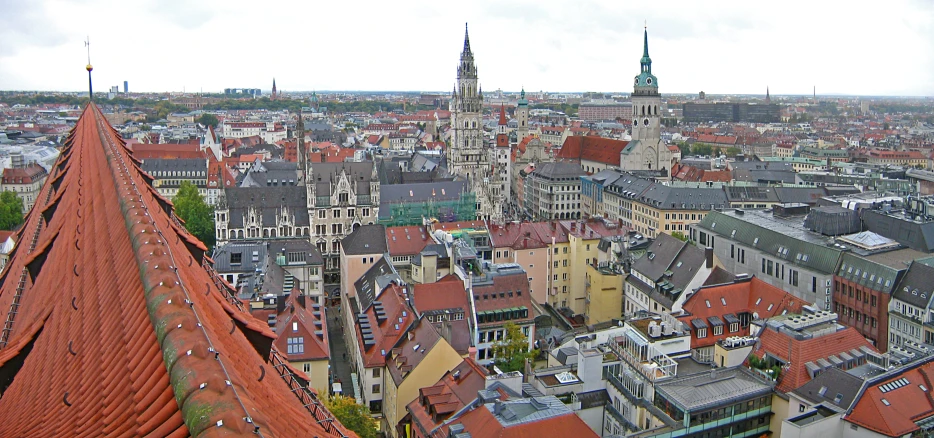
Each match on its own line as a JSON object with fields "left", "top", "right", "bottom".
{"left": 766, "top": 86, "right": 771, "bottom": 103}
{"left": 643, "top": 23, "right": 649, "bottom": 58}
{"left": 463, "top": 23, "right": 471, "bottom": 54}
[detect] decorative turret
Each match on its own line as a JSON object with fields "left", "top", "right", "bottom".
{"left": 517, "top": 87, "right": 528, "bottom": 106}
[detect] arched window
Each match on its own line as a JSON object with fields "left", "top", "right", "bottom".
{"left": 263, "top": 229, "right": 269, "bottom": 238}
{"left": 642, "top": 105, "right": 646, "bottom": 115}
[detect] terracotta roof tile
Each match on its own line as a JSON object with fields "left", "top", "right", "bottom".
{"left": 0, "top": 105, "right": 354, "bottom": 437}
{"left": 556, "top": 136, "right": 629, "bottom": 166}
{"left": 386, "top": 225, "right": 433, "bottom": 256}
{"left": 845, "top": 360, "right": 934, "bottom": 436}
{"left": 678, "top": 277, "right": 809, "bottom": 348}
{"left": 754, "top": 326, "right": 876, "bottom": 393}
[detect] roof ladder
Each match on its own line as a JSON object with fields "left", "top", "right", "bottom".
{"left": 0, "top": 218, "right": 44, "bottom": 349}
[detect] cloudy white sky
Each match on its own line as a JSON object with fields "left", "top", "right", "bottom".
{"left": 1, "top": 0, "right": 932, "bottom": 96}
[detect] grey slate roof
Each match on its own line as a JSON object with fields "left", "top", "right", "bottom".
{"left": 240, "top": 161, "right": 299, "bottom": 188}
{"left": 531, "top": 162, "right": 586, "bottom": 180}
{"left": 311, "top": 161, "right": 375, "bottom": 196}
{"left": 140, "top": 158, "right": 207, "bottom": 176}
{"left": 225, "top": 185, "right": 309, "bottom": 228}
{"left": 638, "top": 184, "right": 728, "bottom": 211}
{"left": 892, "top": 262, "right": 934, "bottom": 308}
{"left": 792, "top": 367, "right": 863, "bottom": 411}
{"left": 632, "top": 233, "right": 688, "bottom": 282}
{"left": 724, "top": 186, "right": 781, "bottom": 204}
{"left": 655, "top": 367, "right": 773, "bottom": 412}
{"left": 774, "top": 187, "right": 831, "bottom": 206}
{"left": 353, "top": 255, "right": 400, "bottom": 312}
{"left": 862, "top": 209, "right": 934, "bottom": 252}
{"left": 341, "top": 224, "right": 388, "bottom": 255}
{"left": 268, "top": 239, "right": 325, "bottom": 266}
{"left": 695, "top": 210, "right": 842, "bottom": 275}
{"left": 483, "top": 396, "right": 573, "bottom": 428}
{"left": 212, "top": 241, "right": 267, "bottom": 273}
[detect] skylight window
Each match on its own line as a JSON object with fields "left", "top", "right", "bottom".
{"left": 767, "top": 304, "right": 774, "bottom": 311}
{"left": 705, "top": 300, "right": 711, "bottom": 308}
{"left": 753, "top": 237, "right": 759, "bottom": 245}
{"left": 721, "top": 297, "right": 727, "bottom": 306}
{"left": 881, "top": 398, "right": 890, "bottom": 406}
{"left": 834, "top": 394, "right": 844, "bottom": 404}
{"left": 755, "top": 298, "right": 762, "bottom": 305}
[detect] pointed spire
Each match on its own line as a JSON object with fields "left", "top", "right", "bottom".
{"left": 463, "top": 23, "right": 471, "bottom": 54}
{"left": 643, "top": 25, "right": 650, "bottom": 58}
{"left": 498, "top": 103, "right": 507, "bottom": 125}
{"left": 766, "top": 86, "right": 771, "bottom": 103}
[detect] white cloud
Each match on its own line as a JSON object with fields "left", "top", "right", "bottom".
{"left": 0, "top": 0, "right": 931, "bottom": 95}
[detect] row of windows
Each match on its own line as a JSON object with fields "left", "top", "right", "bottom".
{"left": 835, "top": 303, "right": 878, "bottom": 328}
{"left": 316, "top": 207, "right": 370, "bottom": 219}
{"left": 477, "top": 308, "right": 529, "bottom": 324}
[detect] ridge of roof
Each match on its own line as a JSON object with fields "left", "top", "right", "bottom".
{"left": 0, "top": 105, "right": 354, "bottom": 437}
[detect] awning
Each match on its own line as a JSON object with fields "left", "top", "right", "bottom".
{"left": 707, "top": 316, "right": 724, "bottom": 327}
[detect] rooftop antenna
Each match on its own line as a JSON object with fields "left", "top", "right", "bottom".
{"left": 84, "top": 36, "right": 93, "bottom": 101}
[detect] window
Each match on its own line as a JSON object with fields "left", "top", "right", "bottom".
{"left": 287, "top": 337, "right": 304, "bottom": 355}
{"left": 373, "top": 368, "right": 380, "bottom": 378}
{"left": 697, "top": 328, "right": 707, "bottom": 338}
{"left": 333, "top": 209, "right": 341, "bottom": 219}
{"left": 230, "top": 252, "right": 242, "bottom": 265}
{"left": 372, "top": 384, "right": 381, "bottom": 394}
{"left": 318, "top": 210, "right": 326, "bottom": 219}
{"left": 729, "top": 322, "right": 739, "bottom": 333}
{"left": 713, "top": 325, "right": 723, "bottom": 336}
{"left": 303, "top": 363, "right": 311, "bottom": 374}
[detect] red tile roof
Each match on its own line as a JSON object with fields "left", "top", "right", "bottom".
{"left": 406, "top": 358, "right": 488, "bottom": 437}
{"left": 412, "top": 275, "right": 468, "bottom": 315}
{"left": 1, "top": 164, "right": 47, "bottom": 184}
{"left": 387, "top": 225, "right": 433, "bottom": 256}
{"left": 557, "top": 136, "right": 628, "bottom": 166}
{"left": 431, "top": 401, "right": 598, "bottom": 438}
{"left": 845, "top": 360, "right": 934, "bottom": 436}
{"left": 356, "top": 284, "right": 416, "bottom": 368}
{"left": 678, "top": 277, "right": 810, "bottom": 349}
{"left": 273, "top": 294, "right": 330, "bottom": 362}
{"left": 0, "top": 104, "right": 354, "bottom": 437}
{"left": 753, "top": 325, "right": 876, "bottom": 393}
{"left": 472, "top": 273, "right": 534, "bottom": 327}
{"left": 129, "top": 141, "right": 209, "bottom": 160}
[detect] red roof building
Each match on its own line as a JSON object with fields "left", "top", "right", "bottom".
{"left": 752, "top": 316, "right": 878, "bottom": 393}
{"left": 0, "top": 105, "right": 354, "bottom": 437}
{"left": 678, "top": 276, "right": 810, "bottom": 361}
{"left": 430, "top": 394, "right": 598, "bottom": 438}
{"left": 404, "top": 358, "right": 488, "bottom": 438}
{"left": 844, "top": 359, "right": 934, "bottom": 437}
{"left": 557, "top": 136, "right": 629, "bottom": 173}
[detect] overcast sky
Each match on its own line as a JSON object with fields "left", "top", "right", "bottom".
{"left": 1, "top": 0, "right": 932, "bottom": 96}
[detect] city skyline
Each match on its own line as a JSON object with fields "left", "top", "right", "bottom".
{"left": 1, "top": 0, "right": 932, "bottom": 96}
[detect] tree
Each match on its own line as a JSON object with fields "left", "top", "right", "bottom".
{"left": 670, "top": 231, "right": 688, "bottom": 242}
{"left": 197, "top": 113, "right": 219, "bottom": 128}
{"left": 0, "top": 191, "right": 24, "bottom": 231}
{"left": 691, "top": 142, "right": 713, "bottom": 157}
{"left": 324, "top": 395, "right": 377, "bottom": 438}
{"left": 172, "top": 181, "right": 215, "bottom": 250}
{"left": 491, "top": 322, "right": 539, "bottom": 373}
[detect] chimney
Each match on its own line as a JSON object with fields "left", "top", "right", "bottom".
{"left": 493, "top": 400, "right": 503, "bottom": 415}
{"left": 705, "top": 247, "right": 714, "bottom": 269}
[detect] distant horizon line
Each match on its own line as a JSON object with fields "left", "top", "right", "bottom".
{"left": 2, "top": 89, "right": 932, "bottom": 99}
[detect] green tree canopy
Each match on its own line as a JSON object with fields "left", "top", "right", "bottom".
{"left": 324, "top": 395, "right": 377, "bottom": 438}
{"left": 172, "top": 181, "right": 215, "bottom": 250}
{"left": 691, "top": 142, "right": 713, "bottom": 156}
{"left": 197, "top": 113, "right": 219, "bottom": 128}
{"left": 0, "top": 191, "right": 24, "bottom": 231}
{"left": 491, "top": 322, "right": 539, "bottom": 373}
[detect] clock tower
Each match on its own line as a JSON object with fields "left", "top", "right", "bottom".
{"left": 631, "top": 27, "right": 661, "bottom": 144}
{"left": 621, "top": 26, "right": 672, "bottom": 173}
